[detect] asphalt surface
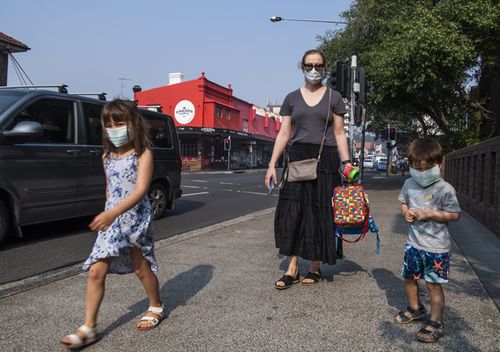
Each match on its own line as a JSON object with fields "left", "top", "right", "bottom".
{"left": 0, "top": 170, "right": 498, "bottom": 351}
{"left": 0, "top": 169, "right": 277, "bottom": 284}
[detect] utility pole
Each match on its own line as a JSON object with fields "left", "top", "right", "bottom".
{"left": 386, "top": 123, "right": 391, "bottom": 177}
{"left": 359, "top": 107, "right": 366, "bottom": 183}
{"left": 350, "top": 56, "right": 357, "bottom": 159}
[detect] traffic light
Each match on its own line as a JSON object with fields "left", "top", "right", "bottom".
{"left": 223, "top": 137, "right": 231, "bottom": 151}
{"left": 389, "top": 127, "right": 396, "bottom": 140}
{"left": 327, "top": 61, "right": 351, "bottom": 98}
{"left": 356, "top": 67, "right": 366, "bottom": 104}
{"left": 380, "top": 128, "right": 388, "bottom": 140}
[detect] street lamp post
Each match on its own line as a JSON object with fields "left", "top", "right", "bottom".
{"left": 270, "top": 16, "right": 347, "bottom": 25}
{"left": 271, "top": 16, "right": 354, "bottom": 158}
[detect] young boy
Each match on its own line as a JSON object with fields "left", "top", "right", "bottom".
{"left": 394, "top": 138, "right": 461, "bottom": 343}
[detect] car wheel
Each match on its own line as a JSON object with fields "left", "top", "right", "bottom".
{"left": 149, "top": 183, "right": 167, "bottom": 220}
{"left": 0, "top": 201, "right": 9, "bottom": 245}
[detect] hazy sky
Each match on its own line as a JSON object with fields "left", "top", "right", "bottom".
{"left": 2, "top": 0, "right": 352, "bottom": 107}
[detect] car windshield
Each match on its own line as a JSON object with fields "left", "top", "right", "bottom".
{"left": 0, "top": 92, "right": 22, "bottom": 116}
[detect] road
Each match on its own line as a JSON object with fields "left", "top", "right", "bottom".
{"left": 0, "top": 169, "right": 278, "bottom": 284}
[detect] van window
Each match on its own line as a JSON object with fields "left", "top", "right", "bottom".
{"left": 144, "top": 113, "right": 173, "bottom": 149}
{"left": 9, "top": 99, "right": 75, "bottom": 144}
{"left": 82, "top": 102, "right": 103, "bottom": 145}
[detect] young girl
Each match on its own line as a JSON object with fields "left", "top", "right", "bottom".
{"left": 60, "top": 99, "right": 163, "bottom": 349}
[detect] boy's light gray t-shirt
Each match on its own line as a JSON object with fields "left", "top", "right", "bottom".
{"left": 398, "top": 178, "right": 461, "bottom": 253}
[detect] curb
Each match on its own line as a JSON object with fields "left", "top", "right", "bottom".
{"left": 0, "top": 208, "right": 275, "bottom": 300}
{"left": 182, "top": 168, "right": 269, "bottom": 175}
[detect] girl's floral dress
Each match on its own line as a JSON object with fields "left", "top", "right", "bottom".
{"left": 83, "top": 152, "right": 158, "bottom": 274}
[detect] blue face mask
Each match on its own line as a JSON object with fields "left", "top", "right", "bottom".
{"left": 409, "top": 165, "right": 441, "bottom": 187}
{"left": 304, "top": 68, "right": 325, "bottom": 84}
{"left": 106, "top": 126, "right": 133, "bottom": 147}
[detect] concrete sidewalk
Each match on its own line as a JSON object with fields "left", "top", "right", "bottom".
{"left": 0, "top": 175, "right": 499, "bottom": 352}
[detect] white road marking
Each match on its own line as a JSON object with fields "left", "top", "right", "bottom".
{"left": 221, "top": 189, "right": 233, "bottom": 192}
{"left": 183, "top": 185, "right": 200, "bottom": 189}
{"left": 181, "top": 192, "right": 209, "bottom": 197}
{"left": 191, "top": 180, "right": 208, "bottom": 183}
{"left": 220, "top": 182, "right": 234, "bottom": 185}
{"left": 241, "top": 191, "right": 270, "bottom": 196}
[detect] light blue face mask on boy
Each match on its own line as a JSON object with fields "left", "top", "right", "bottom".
{"left": 106, "top": 126, "right": 133, "bottom": 147}
{"left": 409, "top": 165, "right": 441, "bottom": 187}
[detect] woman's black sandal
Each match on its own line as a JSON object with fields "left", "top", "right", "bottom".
{"left": 416, "top": 320, "right": 445, "bottom": 343}
{"left": 274, "top": 272, "right": 300, "bottom": 290}
{"left": 302, "top": 269, "right": 321, "bottom": 285}
{"left": 393, "top": 304, "right": 427, "bottom": 324}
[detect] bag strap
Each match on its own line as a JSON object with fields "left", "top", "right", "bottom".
{"left": 317, "top": 88, "right": 333, "bottom": 161}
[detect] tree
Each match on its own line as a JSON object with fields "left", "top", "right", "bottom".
{"left": 319, "top": 0, "right": 500, "bottom": 149}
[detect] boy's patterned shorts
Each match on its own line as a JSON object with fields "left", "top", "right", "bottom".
{"left": 402, "top": 244, "right": 450, "bottom": 284}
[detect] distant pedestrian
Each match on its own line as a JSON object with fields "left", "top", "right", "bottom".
{"left": 398, "top": 158, "right": 407, "bottom": 177}
{"left": 265, "top": 49, "right": 351, "bottom": 289}
{"left": 60, "top": 100, "right": 163, "bottom": 349}
{"left": 394, "top": 138, "right": 461, "bottom": 343}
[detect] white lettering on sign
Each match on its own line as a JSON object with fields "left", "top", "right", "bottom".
{"left": 174, "top": 100, "right": 196, "bottom": 124}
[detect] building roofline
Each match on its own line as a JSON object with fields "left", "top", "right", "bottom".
{"left": 0, "top": 32, "right": 30, "bottom": 53}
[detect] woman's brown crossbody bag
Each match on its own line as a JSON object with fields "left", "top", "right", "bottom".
{"left": 282, "top": 89, "right": 332, "bottom": 183}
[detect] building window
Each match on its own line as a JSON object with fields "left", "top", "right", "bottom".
{"left": 224, "top": 109, "right": 230, "bottom": 120}
{"left": 181, "top": 143, "right": 198, "bottom": 157}
{"left": 242, "top": 119, "right": 248, "bottom": 132}
{"left": 216, "top": 106, "right": 222, "bottom": 118}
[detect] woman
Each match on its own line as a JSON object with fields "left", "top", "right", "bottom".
{"left": 265, "top": 49, "right": 352, "bottom": 289}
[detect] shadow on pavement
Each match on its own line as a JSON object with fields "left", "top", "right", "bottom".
{"left": 167, "top": 199, "right": 205, "bottom": 217}
{"left": 278, "top": 257, "right": 369, "bottom": 283}
{"left": 98, "top": 264, "right": 214, "bottom": 339}
{"left": 377, "top": 307, "right": 479, "bottom": 351}
{"left": 373, "top": 268, "right": 480, "bottom": 351}
{"left": 372, "top": 268, "right": 407, "bottom": 310}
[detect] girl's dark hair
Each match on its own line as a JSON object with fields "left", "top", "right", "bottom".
{"left": 300, "top": 49, "right": 326, "bottom": 69}
{"left": 101, "top": 99, "right": 151, "bottom": 157}
{"left": 407, "top": 138, "right": 443, "bottom": 166}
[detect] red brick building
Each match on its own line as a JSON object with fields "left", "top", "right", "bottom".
{"left": 134, "top": 72, "right": 280, "bottom": 170}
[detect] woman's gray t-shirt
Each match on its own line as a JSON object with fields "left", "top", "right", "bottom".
{"left": 279, "top": 88, "right": 347, "bottom": 146}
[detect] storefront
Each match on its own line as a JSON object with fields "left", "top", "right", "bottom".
{"left": 134, "top": 72, "right": 280, "bottom": 170}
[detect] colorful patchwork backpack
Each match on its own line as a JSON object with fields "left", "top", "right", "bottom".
{"left": 332, "top": 174, "right": 380, "bottom": 254}
{"left": 332, "top": 184, "right": 370, "bottom": 240}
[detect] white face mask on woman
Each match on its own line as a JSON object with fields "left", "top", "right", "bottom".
{"left": 304, "top": 68, "right": 325, "bottom": 84}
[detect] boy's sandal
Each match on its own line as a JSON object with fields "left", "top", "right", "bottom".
{"left": 416, "top": 320, "right": 445, "bottom": 343}
{"left": 60, "top": 324, "right": 97, "bottom": 350}
{"left": 302, "top": 269, "right": 321, "bottom": 285}
{"left": 274, "top": 272, "right": 300, "bottom": 290}
{"left": 393, "top": 304, "right": 427, "bottom": 324}
{"left": 137, "top": 305, "right": 164, "bottom": 330}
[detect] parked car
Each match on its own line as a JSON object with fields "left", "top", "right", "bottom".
{"left": 363, "top": 157, "right": 374, "bottom": 168}
{"left": 0, "top": 86, "right": 182, "bottom": 245}
{"left": 376, "top": 158, "right": 388, "bottom": 171}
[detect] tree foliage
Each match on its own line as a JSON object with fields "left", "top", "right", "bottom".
{"left": 319, "top": 0, "right": 500, "bottom": 150}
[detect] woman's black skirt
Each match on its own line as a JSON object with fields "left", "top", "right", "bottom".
{"left": 274, "top": 143, "right": 340, "bottom": 265}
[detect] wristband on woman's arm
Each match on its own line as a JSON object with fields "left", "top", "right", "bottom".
{"left": 341, "top": 159, "right": 352, "bottom": 165}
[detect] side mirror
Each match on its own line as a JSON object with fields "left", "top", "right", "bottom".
{"left": 2, "top": 121, "right": 43, "bottom": 137}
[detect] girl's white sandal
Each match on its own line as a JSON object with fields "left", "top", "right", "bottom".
{"left": 60, "top": 324, "right": 97, "bottom": 349}
{"left": 137, "top": 305, "right": 164, "bottom": 330}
